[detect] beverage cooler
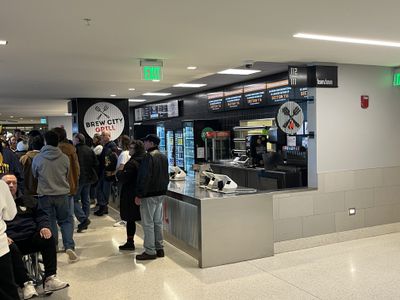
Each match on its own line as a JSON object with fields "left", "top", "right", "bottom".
{"left": 166, "top": 130, "right": 175, "bottom": 166}
{"left": 174, "top": 130, "right": 184, "bottom": 168}
{"left": 182, "top": 120, "right": 221, "bottom": 174}
{"left": 156, "top": 123, "right": 166, "bottom": 154}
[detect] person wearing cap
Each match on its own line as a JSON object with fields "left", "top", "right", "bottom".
{"left": 135, "top": 134, "right": 169, "bottom": 260}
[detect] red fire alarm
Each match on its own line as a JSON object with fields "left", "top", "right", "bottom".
{"left": 361, "top": 95, "right": 369, "bottom": 109}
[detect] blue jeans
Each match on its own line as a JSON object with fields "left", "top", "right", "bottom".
{"left": 74, "top": 183, "right": 91, "bottom": 222}
{"left": 38, "top": 195, "right": 75, "bottom": 250}
{"left": 140, "top": 196, "right": 164, "bottom": 255}
{"left": 96, "top": 177, "right": 112, "bottom": 207}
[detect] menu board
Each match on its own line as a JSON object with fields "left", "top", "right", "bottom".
{"left": 243, "top": 83, "right": 267, "bottom": 108}
{"left": 224, "top": 88, "right": 243, "bottom": 111}
{"left": 139, "top": 100, "right": 180, "bottom": 121}
{"left": 291, "top": 87, "right": 309, "bottom": 100}
{"left": 207, "top": 92, "right": 224, "bottom": 112}
{"left": 265, "top": 79, "right": 292, "bottom": 105}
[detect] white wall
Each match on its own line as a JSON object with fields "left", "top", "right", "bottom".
{"left": 47, "top": 116, "right": 73, "bottom": 140}
{"left": 316, "top": 64, "right": 400, "bottom": 173}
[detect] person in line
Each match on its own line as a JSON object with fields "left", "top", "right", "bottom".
{"left": 14, "top": 129, "right": 23, "bottom": 142}
{"left": 89, "top": 133, "right": 102, "bottom": 206}
{"left": 20, "top": 134, "right": 44, "bottom": 196}
{"left": 32, "top": 130, "right": 79, "bottom": 263}
{"left": 15, "top": 140, "right": 28, "bottom": 159}
{"left": 117, "top": 140, "right": 145, "bottom": 250}
{"left": 94, "top": 131, "right": 117, "bottom": 216}
{"left": 8, "top": 136, "right": 17, "bottom": 153}
{"left": 0, "top": 140, "right": 24, "bottom": 191}
{"left": 135, "top": 134, "right": 169, "bottom": 260}
{"left": 0, "top": 179, "right": 18, "bottom": 300}
{"left": 3, "top": 174, "right": 69, "bottom": 299}
{"left": 73, "top": 133, "right": 98, "bottom": 233}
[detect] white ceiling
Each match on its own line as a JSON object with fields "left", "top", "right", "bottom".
{"left": 1, "top": 0, "right": 400, "bottom": 122}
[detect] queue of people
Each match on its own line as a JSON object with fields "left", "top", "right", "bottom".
{"left": 0, "top": 128, "right": 169, "bottom": 299}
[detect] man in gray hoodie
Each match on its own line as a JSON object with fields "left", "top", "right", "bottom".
{"left": 32, "top": 130, "right": 79, "bottom": 263}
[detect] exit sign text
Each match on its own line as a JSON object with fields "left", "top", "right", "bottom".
{"left": 143, "top": 66, "right": 162, "bottom": 81}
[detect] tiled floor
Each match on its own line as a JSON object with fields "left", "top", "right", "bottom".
{"left": 49, "top": 212, "right": 400, "bottom": 300}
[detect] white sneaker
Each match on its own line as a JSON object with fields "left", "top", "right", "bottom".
{"left": 44, "top": 275, "right": 69, "bottom": 293}
{"left": 23, "top": 281, "right": 38, "bottom": 299}
{"left": 113, "top": 220, "right": 127, "bottom": 227}
{"left": 66, "top": 249, "right": 79, "bottom": 263}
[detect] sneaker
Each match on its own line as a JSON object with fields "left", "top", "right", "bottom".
{"left": 136, "top": 252, "right": 157, "bottom": 260}
{"left": 94, "top": 206, "right": 108, "bottom": 216}
{"left": 156, "top": 249, "right": 165, "bottom": 257}
{"left": 66, "top": 249, "right": 79, "bottom": 263}
{"left": 119, "top": 241, "right": 135, "bottom": 251}
{"left": 77, "top": 218, "right": 91, "bottom": 233}
{"left": 113, "top": 220, "right": 127, "bottom": 227}
{"left": 23, "top": 281, "right": 38, "bottom": 299}
{"left": 44, "top": 275, "right": 69, "bottom": 293}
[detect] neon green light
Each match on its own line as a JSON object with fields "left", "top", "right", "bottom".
{"left": 394, "top": 73, "right": 400, "bottom": 86}
{"left": 143, "top": 66, "right": 162, "bottom": 81}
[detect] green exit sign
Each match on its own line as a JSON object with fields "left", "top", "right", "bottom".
{"left": 142, "top": 66, "right": 162, "bottom": 81}
{"left": 394, "top": 72, "right": 400, "bottom": 86}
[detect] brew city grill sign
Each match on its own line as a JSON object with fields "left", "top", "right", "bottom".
{"left": 84, "top": 102, "right": 125, "bottom": 140}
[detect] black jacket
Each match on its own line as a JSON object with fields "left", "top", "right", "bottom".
{"left": 99, "top": 141, "right": 117, "bottom": 180}
{"left": 136, "top": 147, "right": 169, "bottom": 198}
{"left": 6, "top": 195, "right": 50, "bottom": 241}
{"left": 76, "top": 143, "right": 99, "bottom": 185}
{"left": 116, "top": 154, "right": 144, "bottom": 221}
{"left": 0, "top": 147, "right": 24, "bottom": 192}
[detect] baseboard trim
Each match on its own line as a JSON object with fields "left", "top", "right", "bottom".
{"left": 274, "top": 222, "right": 400, "bottom": 254}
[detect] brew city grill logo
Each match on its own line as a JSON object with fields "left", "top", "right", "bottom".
{"left": 84, "top": 102, "right": 125, "bottom": 140}
{"left": 276, "top": 101, "right": 304, "bottom": 135}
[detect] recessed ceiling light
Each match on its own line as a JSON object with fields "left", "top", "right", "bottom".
{"left": 142, "top": 92, "right": 171, "bottom": 96}
{"left": 128, "top": 88, "right": 136, "bottom": 91}
{"left": 217, "top": 69, "right": 261, "bottom": 75}
{"left": 64, "top": 113, "right": 72, "bottom": 116}
{"left": 187, "top": 66, "right": 197, "bottom": 70}
{"left": 0, "top": 40, "right": 8, "bottom": 46}
{"left": 152, "top": 80, "right": 160, "bottom": 82}
{"left": 173, "top": 83, "right": 207, "bottom": 88}
{"left": 10, "top": 116, "right": 14, "bottom": 118}
{"left": 293, "top": 33, "right": 400, "bottom": 48}
{"left": 19, "top": 118, "right": 23, "bottom": 120}
{"left": 129, "top": 99, "right": 147, "bottom": 102}
{"left": 110, "top": 94, "right": 117, "bottom": 97}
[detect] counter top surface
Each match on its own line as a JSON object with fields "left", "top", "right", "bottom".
{"left": 167, "top": 178, "right": 262, "bottom": 204}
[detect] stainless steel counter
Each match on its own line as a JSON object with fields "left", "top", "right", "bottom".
{"left": 164, "top": 178, "right": 274, "bottom": 268}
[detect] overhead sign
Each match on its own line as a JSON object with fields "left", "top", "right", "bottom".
{"left": 83, "top": 102, "right": 125, "bottom": 140}
{"left": 207, "top": 92, "right": 224, "bottom": 112}
{"left": 394, "top": 72, "right": 400, "bottom": 86}
{"left": 289, "top": 65, "right": 338, "bottom": 88}
{"left": 224, "top": 88, "right": 243, "bottom": 110}
{"left": 143, "top": 66, "right": 162, "bottom": 81}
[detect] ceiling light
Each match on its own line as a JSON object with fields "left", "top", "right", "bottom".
{"left": 187, "top": 66, "right": 197, "bottom": 70}
{"left": 110, "top": 94, "right": 117, "bottom": 97}
{"left": 129, "top": 99, "right": 147, "bottom": 102}
{"left": 64, "top": 113, "right": 72, "bottom": 116}
{"left": 19, "top": 118, "right": 23, "bottom": 120}
{"left": 293, "top": 33, "right": 400, "bottom": 48}
{"left": 0, "top": 40, "right": 7, "bottom": 45}
{"left": 142, "top": 92, "right": 171, "bottom": 96}
{"left": 9, "top": 116, "right": 14, "bottom": 118}
{"left": 128, "top": 88, "right": 136, "bottom": 91}
{"left": 152, "top": 80, "right": 160, "bottom": 82}
{"left": 173, "top": 83, "right": 207, "bottom": 88}
{"left": 217, "top": 69, "right": 261, "bottom": 75}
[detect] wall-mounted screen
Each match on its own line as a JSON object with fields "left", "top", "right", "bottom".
{"left": 139, "top": 100, "right": 180, "bottom": 121}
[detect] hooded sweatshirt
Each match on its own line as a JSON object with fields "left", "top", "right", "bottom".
{"left": 32, "top": 145, "right": 70, "bottom": 196}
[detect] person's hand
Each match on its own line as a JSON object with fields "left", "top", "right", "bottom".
{"left": 135, "top": 196, "right": 141, "bottom": 206}
{"left": 7, "top": 237, "right": 13, "bottom": 245}
{"left": 40, "top": 228, "right": 52, "bottom": 239}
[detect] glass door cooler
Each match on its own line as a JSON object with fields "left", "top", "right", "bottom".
{"left": 174, "top": 130, "right": 184, "bottom": 168}
{"left": 183, "top": 121, "right": 195, "bottom": 176}
{"left": 156, "top": 123, "right": 166, "bottom": 155}
{"left": 166, "top": 130, "right": 175, "bottom": 166}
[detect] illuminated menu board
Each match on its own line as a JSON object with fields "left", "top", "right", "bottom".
{"left": 291, "top": 87, "right": 309, "bottom": 100}
{"left": 243, "top": 83, "right": 267, "bottom": 108}
{"left": 139, "top": 100, "right": 179, "bottom": 120}
{"left": 207, "top": 92, "right": 224, "bottom": 112}
{"left": 224, "top": 88, "right": 243, "bottom": 110}
{"left": 265, "top": 79, "right": 292, "bottom": 105}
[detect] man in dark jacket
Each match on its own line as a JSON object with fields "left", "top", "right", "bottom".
{"left": 2, "top": 174, "right": 69, "bottom": 298}
{"left": 0, "top": 142, "right": 24, "bottom": 192}
{"left": 94, "top": 130, "right": 117, "bottom": 216}
{"left": 135, "top": 134, "right": 169, "bottom": 260}
{"left": 73, "top": 133, "right": 99, "bottom": 232}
